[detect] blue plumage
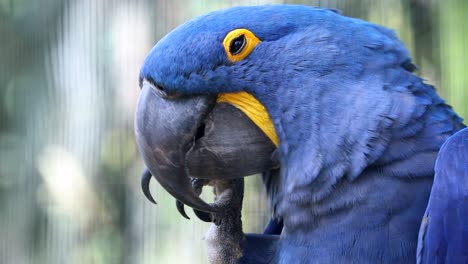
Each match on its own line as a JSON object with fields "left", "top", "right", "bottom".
{"left": 139, "top": 5, "right": 466, "bottom": 263}
{"left": 417, "top": 127, "right": 468, "bottom": 263}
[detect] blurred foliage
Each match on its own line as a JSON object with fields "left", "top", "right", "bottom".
{"left": 0, "top": 0, "right": 466, "bottom": 263}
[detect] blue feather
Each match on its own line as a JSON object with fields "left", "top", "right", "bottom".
{"left": 417, "top": 127, "right": 468, "bottom": 263}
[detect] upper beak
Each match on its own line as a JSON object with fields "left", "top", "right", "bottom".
{"left": 135, "top": 83, "right": 218, "bottom": 213}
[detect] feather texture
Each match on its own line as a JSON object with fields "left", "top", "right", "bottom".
{"left": 138, "top": 5, "right": 465, "bottom": 263}
{"left": 417, "top": 127, "right": 468, "bottom": 264}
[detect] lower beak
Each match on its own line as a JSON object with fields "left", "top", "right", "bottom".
{"left": 186, "top": 103, "right": 277, "bottom": 179}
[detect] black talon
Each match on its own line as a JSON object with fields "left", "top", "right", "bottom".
{"left": 176, "top": 200, "right": 190, "bottom": 220}
{"left": 141, "top": 168, "right": 157, "bottom": 204}
{"left": 193, "top": 209, "right": 212, "bottom": 222}
{"left": 190, "top": 178, "right": 212, "bottom": 222}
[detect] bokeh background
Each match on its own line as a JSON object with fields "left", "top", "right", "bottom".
{"left": 1, "top": 0, "right": 467, "bottom": 263}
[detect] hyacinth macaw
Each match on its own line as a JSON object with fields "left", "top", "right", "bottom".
{"left": 134, "top": 5, "right": 467, "bottom": 263}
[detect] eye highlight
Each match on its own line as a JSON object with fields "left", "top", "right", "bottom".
{"left": 229, "top": 35, "right": 246, "bottom": 55}
{"left": 223, "top": 29, "right": 261, "bottom": 62}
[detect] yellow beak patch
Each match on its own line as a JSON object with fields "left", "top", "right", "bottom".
{"left": 217, "top": 92, "right": 279, "bottom": 147}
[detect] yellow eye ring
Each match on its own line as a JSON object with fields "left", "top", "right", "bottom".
{"left": 223, "top": 29, "right": 261, "bottom": 62}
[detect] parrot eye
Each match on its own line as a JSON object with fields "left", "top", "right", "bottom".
{"left": 223, "top": 28, "right": 261, "bottom": 62}
{"left": 229, "top": 35, "right": 246, "bottom": 55}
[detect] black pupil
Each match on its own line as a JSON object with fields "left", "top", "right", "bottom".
{"left": 229, "top": 34, "right": 246, "bottom": 55}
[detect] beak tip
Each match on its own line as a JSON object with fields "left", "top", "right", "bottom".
{"left": 141, "top": 168, "right": 157, "bottom": 204}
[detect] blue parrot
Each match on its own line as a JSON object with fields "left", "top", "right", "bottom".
{"left": 134, "top": 5, "right": 466, "bottom": 263}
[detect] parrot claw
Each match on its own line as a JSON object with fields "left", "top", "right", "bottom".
{"left": 193, "top": 209, "right": 212, "bottom": 222}
{"left": 175, "top": 178, "right": 243, "bottom": 224}
{"left": 191, "top": 178, "right": 210, "bottom": 195}
{"left": 176, "top": 178, "right": 213, "bottom": 221}
{"left": 141, "top": 168, "right": 157, "bottom": 204}
{"left": 191, "top": 178, "right": 213, "bottom": 222}
{"left": 176, "top": 200, "right": 190, "bottom": 219}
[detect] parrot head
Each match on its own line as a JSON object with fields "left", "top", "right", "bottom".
{"left": 135, "top": 5, "right": 425, "bottom": 219}
{"left": 136, "top": 5, "right": 338, "bottom": 213}
{"left": 136, "top": 5, "right": 345, "bottom": 212}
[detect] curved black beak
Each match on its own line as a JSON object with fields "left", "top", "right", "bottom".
{"left": 135, "top": 83, "right": 218, "bottom": 213}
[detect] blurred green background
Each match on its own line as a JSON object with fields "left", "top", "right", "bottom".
{"left": 0, "top": 0, "right": 466, "bottom": 263}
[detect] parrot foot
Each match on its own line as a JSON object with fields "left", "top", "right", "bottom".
{"left": 175, "top": 178, "right": 213, "bottom": 221}
{"left": 209, "top": 178, "right": 244, "bottom": 226}
{"left": 191, "top": 178, "right": 212, "bottom": 222}
{"left": 204, "top": 178, "right": 245, "bottom": 264}
{"left": 186, "top": 178, "right": 246, "bottom": 221}
{"left": 173, "top": 176, "right": 246, "bottom": 263}
{"left": 175, "top": 177, "right": 245, "bottom": 225}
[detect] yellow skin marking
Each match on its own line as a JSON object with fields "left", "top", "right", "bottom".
{"left": 218, "top": 92, "right": 279, "bottom": 147}
{"left": 220, "top": 29, "right": 279, "bottom": 146}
